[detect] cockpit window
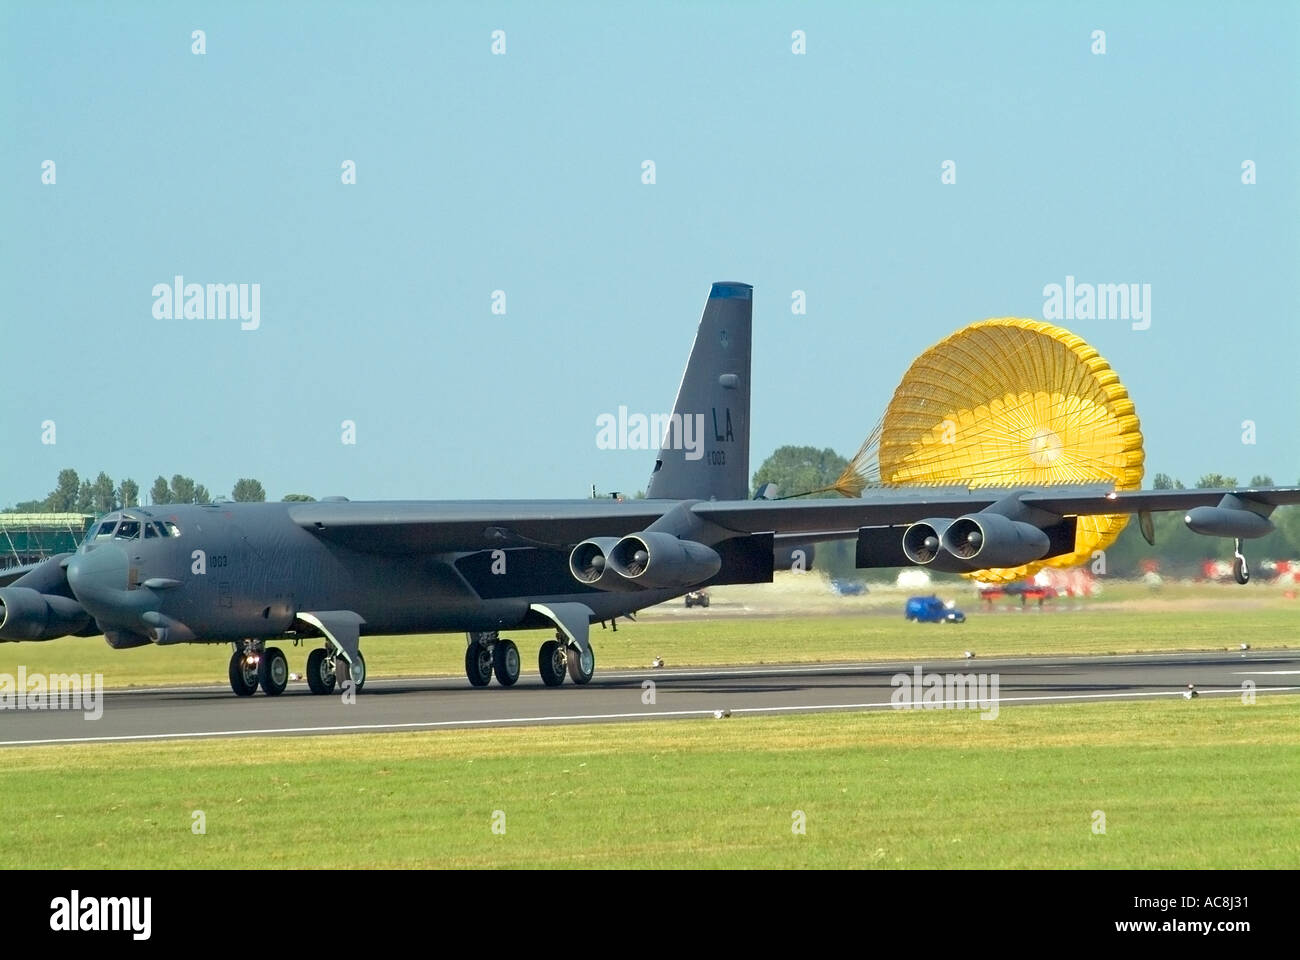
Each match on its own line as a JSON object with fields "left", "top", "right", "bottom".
{"left": 163, "top": 521, "right": 181, "bottom": 537}
{"left": 115, "top": 520, "right": 141, "bottom": 541}
{"left": 144, "top": 523, "right": 157, "bottom": 538}
{"left": 95, "top": 520, "right": 118, "bottom": 538}
{"left": 151, "top": 522, "right": 167, "bottom": 538}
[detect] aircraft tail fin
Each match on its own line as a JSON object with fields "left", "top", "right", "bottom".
{"left": 645, "top": 282, "right": 752, "bottom": 501}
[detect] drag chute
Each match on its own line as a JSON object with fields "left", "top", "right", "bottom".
{"left": 835, "top": 318, "right": 1144, "bottom": 581}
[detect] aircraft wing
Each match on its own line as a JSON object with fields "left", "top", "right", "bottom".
{"left": 0, "top": 563, "right": 42, "bottom": 588}
{"left": 693, "top": 486, "right": 1300, "bottom": 538}
{"left": 290, "top": 500, "right": 669, "bottom": 553}
{"left": 292, "top": 485, "right": 1300, "bottom": 554}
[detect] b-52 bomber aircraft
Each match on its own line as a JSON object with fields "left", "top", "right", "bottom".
{"left": 2, "top": 282, "right": 1296, "bottom": 697}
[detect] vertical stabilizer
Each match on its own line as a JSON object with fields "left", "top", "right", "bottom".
{"left": 645, "top": 282, "right": 752, "bottom": 501}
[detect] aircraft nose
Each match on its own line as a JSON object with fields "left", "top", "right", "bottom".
{"left": 66, "top": 542, "right": 128, "bottom": 603}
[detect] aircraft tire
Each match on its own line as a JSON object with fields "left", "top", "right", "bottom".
{"left": 229, "top": 651, "right": 258, "bottom": 697}
{"left": 566, "top": 642, "right": 595, "bottom": 685}
{"left": 339, "top": 652, "right": 366, "bottom": 692}
{"left": 466, "top": 642, "right": 493, "bottom": 687}
{"left": 538, "top": 640, "right": 566, "bottom": 687}
{"left": 258, "top": 646, "right": 289, "bottom": 696}
{"left": 492, "top": 639, "right": 520, "bottom": 686}
{"left": 306, "top": 647, "right": 335, "bottom": 695}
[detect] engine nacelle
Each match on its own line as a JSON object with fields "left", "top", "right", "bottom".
{"left": 104, "top": 629, "right": 152, "bottom": 650}
{"left": 569, "top": 537, "right": 642, "bottom": 592}
{"left": 940, "top": 513, "right": 1050, "bottom": 569}
{"left": 0, "top": 587, "right": 91, "bottom": 642}
{"left": 1184, "top": 506, "right": 1273, "bottom": 539}
{"left": 901, "top": 518, "right": 971, "bottom": 572}
{"left": 607, "top": 531, "right": 721, "bottom": 589}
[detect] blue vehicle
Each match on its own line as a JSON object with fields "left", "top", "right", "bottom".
{"left": 905, "top": 595, "right": 966, "bottom": 623}
{"left": 829, "top": 578, "right": 867, "bottom": 596}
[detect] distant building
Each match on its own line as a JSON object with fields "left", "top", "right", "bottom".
{"left": 0, "top": 513, "right": 96, "bottom": 570}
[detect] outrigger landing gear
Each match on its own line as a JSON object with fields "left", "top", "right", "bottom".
{"left": 1233, "top": 538, "right": 1250, "bottom": 585}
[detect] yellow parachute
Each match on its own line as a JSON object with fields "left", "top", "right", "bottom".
{"left": 837, "top": 318, "right": 1144, "bottom": 582}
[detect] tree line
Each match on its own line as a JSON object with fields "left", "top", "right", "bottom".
{"left": 3, "top": 469, "right": 319, "bottom": 513}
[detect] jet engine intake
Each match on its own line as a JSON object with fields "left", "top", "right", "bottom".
{"left": 606, "top": 532, "right": 721, "bottom": 589}
{"left": 900, "top": 518, "right": 972, "bottom": 573}
{"left": 569, "top": 537, "right": 642, "bottom": 591}
{"left": 940, "top": 513, "right": 1051, "bottom": 569}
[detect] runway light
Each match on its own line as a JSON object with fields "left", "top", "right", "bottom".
{"left": 652, "top": 657, "right": 664, "bottom": 668}
{"left": 289, "top": 673, "right": 302, "bottom": 681}
{"left": 964, "top": 651, "right": 975, "bottom": 659}
{"left": 714, "top": 708, "right": 731, "bottom": 719}
{"left": 1183, "top": 683, "right": 1199, "bottom": 700}
{"left": 1240, "top": 643, "right": 1250, "bottom": 650}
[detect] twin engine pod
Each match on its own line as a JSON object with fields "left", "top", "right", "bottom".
{"left": 570, "top": 532, "right": 721, "bottom": 590}
{"left": 0, "top": 587, "right": 92, "bottom": 642}
{"left": 902, "top": 513, "right": 1052, "bottom": 572}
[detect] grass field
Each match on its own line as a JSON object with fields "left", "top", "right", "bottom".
{"left": 1, "top": 602, "right": 1293, "bottom": 689}
{"left": 3, "top": 694, "right": 1296, "bottom": 868}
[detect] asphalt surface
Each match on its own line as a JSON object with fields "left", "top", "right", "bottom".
{"left": 2, "top": 649, "right": 1297, "bottom": 746}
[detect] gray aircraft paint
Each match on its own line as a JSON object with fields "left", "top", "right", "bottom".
{"left": 646, "top": 282, "right": 752, "bottom": 502}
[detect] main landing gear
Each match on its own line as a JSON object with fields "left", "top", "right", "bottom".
{"left": 1233, "top": 538, "right": 1250, "bottom": 585}
{"left": 227, "top": 642, "right": 289, "bottom": 697}
{"left": 538, "top": 635, "right": 595, "bottom": 687}
{"left": 464, "top": 629, "right": 593, "bottom": 688}
{"left": 465, "top": 631, "right": 522, "bottom": 687}
{"left": 226, "top": 641, "right": 365, "bottom": 697}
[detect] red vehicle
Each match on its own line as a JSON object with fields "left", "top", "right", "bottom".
{"left": 979, "top": 581, "right": 1057, "bottom": 607}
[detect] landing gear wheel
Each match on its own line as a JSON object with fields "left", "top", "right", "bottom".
{"left": 566, "top": 643, "right": 595, "bottom": 685}
{"left": 228, "top": 651, "right": 258, "bottom": 697}
{"left": 493, "top": 639, "right": 520, "bottom": 686}
{"left": 306, "top": 647, "right": 336, "bottom": 695}
{"left": 337, "top": 652, "right": 366, "bottom": 692}
{"left": 466, "top": 642, "right": 493, "bottom": 687}
{"left": 1233, "top": 541, "right": 1250, "bottom": 585}
{"left": 538, "top": 639, "right": 567, "bottom": 687}
{"left": 258, "top": 646, "right": 289, "bottom": 696}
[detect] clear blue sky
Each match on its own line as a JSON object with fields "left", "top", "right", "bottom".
{"left": 3, "top": 1, "right": 1297, "bottom": 506}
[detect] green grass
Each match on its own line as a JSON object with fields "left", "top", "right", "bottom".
{"left": 3, "top": 695, "right": 1296, "bottom": 868}
{"left": 1, "top": 606, "right": 1294, "bottom": 689}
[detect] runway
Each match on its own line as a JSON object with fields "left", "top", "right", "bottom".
{"left": 2, "top": 650, "right": 1297, "bottom": 746}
